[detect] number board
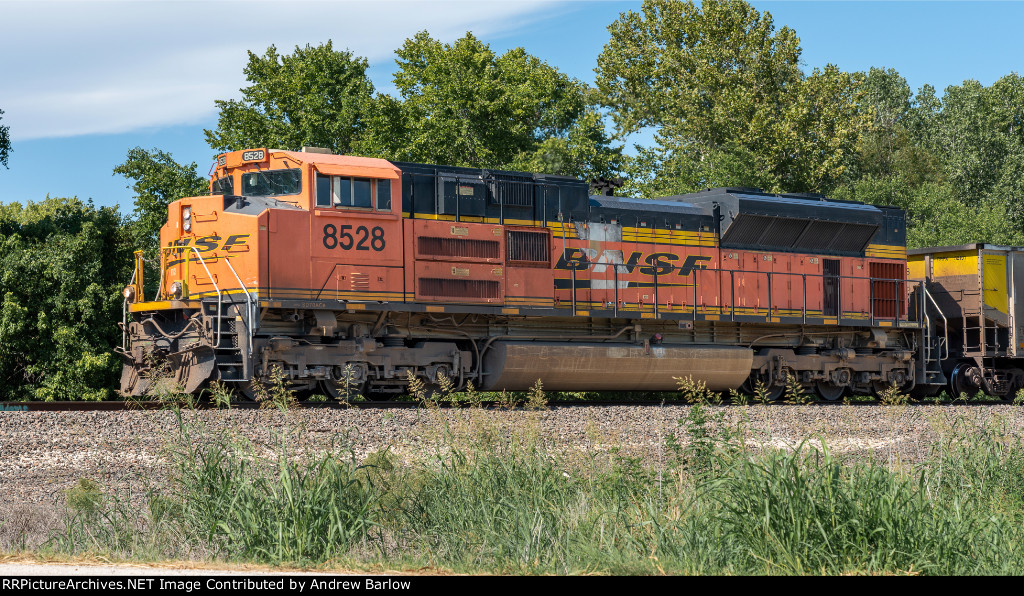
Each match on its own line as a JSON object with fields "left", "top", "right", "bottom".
{"left": 241, "top": 149, "right": 267, "bottom": 163}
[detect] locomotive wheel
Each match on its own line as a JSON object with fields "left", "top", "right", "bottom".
{"left": 909, "top": 384, "right": 942, "bottom": 400}
{"left": 320, "top": 379, "right": 361, "bottom": 402}
{"left": 756, "top": 383, "right": 785, "bottom": 402}
{"left": 814, "top": 381, "right": 845, "bottom": 402}
{"left": 949, "top": 363, "right": 981, "bottom": 399}
{"left": 229, "top": 380, "right": 261, "bottom": 402}
{"left": 363, "top": 388, "right": 395, "bottom": 402}
{"left": 871, "top": 381, "right": 896, "bottom": 399}
{"left": 740, "top": 375, "right": 784, "bottom": 401}
{"left": 231, "top": 379, "right": 316, "bottom": 403}
{"left": 291, "top": 382, "right": 317, "bottom": 402}
{"left": 764, "top": 385, "right": 785, "bottom": 401}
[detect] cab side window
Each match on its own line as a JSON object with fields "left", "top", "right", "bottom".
{"left": 316, "top": 174, "right": 392, "bottom": 211}
{"left": 211, "top": 175, "right": 234, "bottom": 195}
{"left": 377, "top": 179, "right": 391, "bottom": 210}
{"left": 316, "top": 175, "right": 332, "bottom": 207}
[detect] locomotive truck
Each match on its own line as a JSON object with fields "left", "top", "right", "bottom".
{"left": 118, "top": 147, "right": 1005, "bottom": 401}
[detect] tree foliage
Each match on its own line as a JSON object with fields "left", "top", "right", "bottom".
{"left": 0, "top": 198, "right": 133, "bottom": 400}
{"left": 597, "top": 0, "right": 869, "bottom": 196}
{"left": 355, "top": 32, "right": 623, "bottom": 180}
{"left": 113, "top": 147, "right": 208, "bottom": 253}
{"left": 205, "top": 42, "right": 375, "bottom": 155}
{"left": 0, "top": 108, "right": 10, "bottom": 169}
{"left": 934, "top": 75, "right": 1024, "bottom": 218}
{"left": 835, "top": 70, "right": 1024, "bottom": 248}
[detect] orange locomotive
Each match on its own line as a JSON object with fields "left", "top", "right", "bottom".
{"left": 120, "top": 148, "right": 940, "bottom": 400}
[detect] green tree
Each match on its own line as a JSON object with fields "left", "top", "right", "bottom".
{"left": 857, "top": 68, "right": 913, "bottom": 180}
{"left": 0, "top": 198, "right": 133, "bottom": 400}
{"left": 0, "top": 108, "right": 10, "bottom": 169}
{"left": 205, "top": 42, "right": 375, "bottom": 155}
{"left": 355, "top": 32, "right": 623, "bottom": 180}
{"left": 113, "top": 147, "right": 208, "bottom": 252}
{"left": 935, "top": 74, "right": 1024, "bottom": 221}
{"left": 597, "top": 0, "right": 869, "bottom": 196}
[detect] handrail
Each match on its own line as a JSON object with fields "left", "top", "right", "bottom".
{"left": 570, "top": 261, "right": 921, "bottom": 325}
{"left": 924, "top": 287, "right": 949, "bottom": 360}
{"left": 123, "top": 247, "right": 248, "bottom": 355}
{"left": 159, "top": 245, "right": 223, "bottom": 348}
{"left": 122, "top": 267, "right": 137, "bottom": 351}
{"left": 222, "top": 257, "right": 255, "bottom": 359}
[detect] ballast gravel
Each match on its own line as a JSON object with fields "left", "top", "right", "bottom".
{"left": 2, "top": 403, "right": 1023, "bottom": 508}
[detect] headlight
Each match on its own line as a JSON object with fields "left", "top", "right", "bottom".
{"left": 123, "top": 286, "right": 136, "bottom": 302}
{"left": 182, "top": 207, "right": 192, "bottom": 232}
{"left": 169, "top": 281, "right": 183, "bottom": 300}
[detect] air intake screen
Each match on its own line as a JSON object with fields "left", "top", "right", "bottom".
{"left": 419, "top": 278, "right": 502, "bottom": 300}
{"left": 491, "top": 175, "right": 534, "bottom": 207}
{"left": 721, "top": 214, "right": 879, "bottom": 256}
{"left": 418, "top": 237, "right": 500, "bottom": 260}
{"left": 507, "top": 230, "right": 549, "bottom": 266}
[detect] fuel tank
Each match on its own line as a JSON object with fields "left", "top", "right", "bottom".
{"left": 480, "top": 342, "right": 753, "bottom": 392}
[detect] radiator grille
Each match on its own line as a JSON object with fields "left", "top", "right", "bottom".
{"left": 722, "top": 214, "right": 879, "bottom": 255}
{"left": 507, "top": 230, "right": 549, "bottom": 266}
{"left": 800, "top": 222, "right": 845, "bottom": 251}
{"left": 870, "top": 262, "right": 906, "bottom": 319}
{"left": 419, "top": 278, "right": 502, "bottom": 300}
{"left": 418, "top": 237, "right": 500, "bottom": 260}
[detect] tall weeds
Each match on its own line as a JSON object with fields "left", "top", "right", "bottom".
{"left": 39, "top": 402, "right": 1024, "bottom": 575}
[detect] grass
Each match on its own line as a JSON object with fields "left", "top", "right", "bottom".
{"left": 4, "top": 391, "right": 1019, "bottom": 576}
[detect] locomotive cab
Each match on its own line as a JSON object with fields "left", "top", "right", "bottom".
{"left": 120, "top": 148, "right": 403, "bottom": 396}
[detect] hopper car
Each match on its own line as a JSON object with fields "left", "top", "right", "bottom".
{"left": 119, "top": 147, "right": 988, "bottom": 401}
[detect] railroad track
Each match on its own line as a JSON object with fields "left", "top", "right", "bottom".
{"left": 0, "top": 399, "right": 695, "bottom": 411}
{"left": 0, "top": 398, "right": 1007, "bottom": 411}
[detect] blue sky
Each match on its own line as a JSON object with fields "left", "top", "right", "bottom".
{"left": 1, "top": 0, "right": 1023, "bottom": 213}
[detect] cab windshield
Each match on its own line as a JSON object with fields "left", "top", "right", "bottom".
{"left": 240, "top": 169, "right": 301, "bottom": 197}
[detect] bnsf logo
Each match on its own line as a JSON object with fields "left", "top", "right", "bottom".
{"left": 556, "top": 248, "right": 711, "bottom": 276}
{"left": 242, "top": 150, "right": 266, "bottom": 162}
{"left": 166, "top": 235, "right": 249, "bottom": 266}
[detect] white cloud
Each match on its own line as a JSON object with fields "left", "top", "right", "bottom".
{"left": 0, "top": 0, "right": 567, "bottom": 140}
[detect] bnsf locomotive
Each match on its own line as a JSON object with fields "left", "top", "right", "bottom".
{"left": 117, "top": 148, "right": 1017, "bottom": 401}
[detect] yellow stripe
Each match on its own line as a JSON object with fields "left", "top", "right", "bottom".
{"left": 129, "top": 300, "right": 200, "bottom": 312}
{"left": 404, "top": 213, "right": 549, "bottom": 227}
{"left": 865, "top": 244, "right": 907, "bottom": 259}
{"left": 187, "top": 288, "right": 256, "bottom": 299}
